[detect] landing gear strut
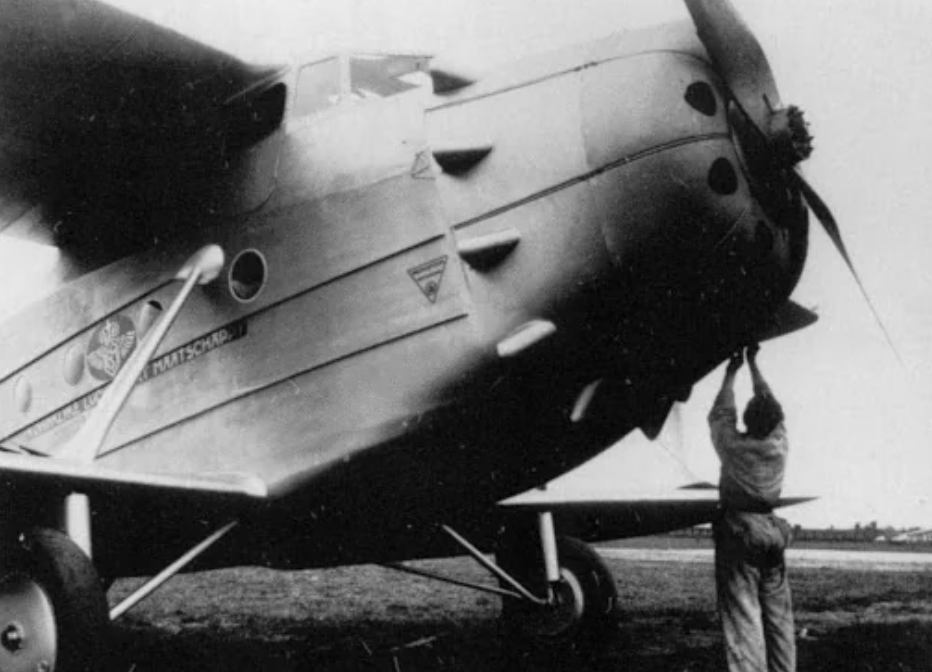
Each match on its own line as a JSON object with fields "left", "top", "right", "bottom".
{"left": 0, "top": 529, "right": 109, "bottom": 672}
{"left": 383, "top": 519, "right": 619, "bottom": 652}
{"left": 497, "top": 533, "right": 618, "bottom": 649}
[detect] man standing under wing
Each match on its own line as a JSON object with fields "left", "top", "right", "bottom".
{"left": 708, "top": 344, "right": 796, "bottom": 672}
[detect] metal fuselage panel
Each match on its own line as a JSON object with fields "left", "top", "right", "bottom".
{"left": 0, "top": 22, "right": 807, "bottom": 574}
{"left": 0, "top": 94, "right": 464, "bottom": 467}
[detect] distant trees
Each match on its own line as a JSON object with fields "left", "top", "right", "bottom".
{"left": 669, "top": 521, "right": 927, "bottom": 545}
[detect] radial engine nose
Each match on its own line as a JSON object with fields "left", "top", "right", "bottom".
{"left": 575, "top": 32, "right": 807, "bottom": 309}
{"left": 684, "top": 0, "right": 896, "bottom": 351}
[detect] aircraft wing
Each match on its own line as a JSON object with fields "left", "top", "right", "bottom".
{"left": 0, "top": 419, "right": 399, "bottom": 502}
{"left": 500, "top": 485, "right": 813, "bottom": 543}
{"left": 498, "top": 404, "right": 814, "bottom": 543}
{"left": 0, "top": 0, "right": 284, "bottom": 251}
{"left": 500, "top": 484, "right": 722, "bottom": 541}
{"left": 0, "top": 450, "right": 266, "bottom": 499}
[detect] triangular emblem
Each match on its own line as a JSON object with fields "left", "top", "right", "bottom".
{"left": 408, "top": 256, "right": 448, "bottom": 303}
{"left": 411, "top": 149, "right": 434, "bottom": 178}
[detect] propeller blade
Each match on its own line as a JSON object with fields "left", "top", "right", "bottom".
{"left": 788, "top": 169, "right": 902, "bottom": 362}
{"left": 683, "top": 0, "right": 780, "bottom": 134}
{"left": 683, "top": 2, "right": 896, "bottom": 361}
{"left": 788, "top": 169, "right": 853, "bottom": 271}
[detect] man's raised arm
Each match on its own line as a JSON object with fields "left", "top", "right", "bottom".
{"left": 747, "top": 343, "right": 774, "bottom": 399}
{"left": 709, "top": 350, "right": 743, "bottom": 427}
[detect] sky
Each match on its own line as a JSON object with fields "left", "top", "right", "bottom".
{"left": 6, "top": 0, "right": 932, "bottom": 528}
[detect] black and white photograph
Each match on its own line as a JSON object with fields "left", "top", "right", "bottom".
{"left": 0, "top": 1, "right": 929, "bottom": 670}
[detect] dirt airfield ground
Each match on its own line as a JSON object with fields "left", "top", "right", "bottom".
{"left": 108, "top": 540, "right": 932, "bottom": 672}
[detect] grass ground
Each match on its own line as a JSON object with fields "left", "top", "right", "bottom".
{"left": 107, "top": 544, "right": 932, "bottom": 672}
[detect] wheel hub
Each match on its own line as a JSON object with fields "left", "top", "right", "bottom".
{"left": 767, "top": 105, "right": 813, "bottom": 169}
{"left": 521, "top": 568, "right": 586, "bottom": 640}
{"left": 0, "top": 575, "right": 57, "bottom": 672}
{"left": 1, "top": 623, "right": 24, "bottom": 652}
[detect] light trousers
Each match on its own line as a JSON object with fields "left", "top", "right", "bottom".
{"left": 715, "top": 526, "right": 796, "bottom": 672}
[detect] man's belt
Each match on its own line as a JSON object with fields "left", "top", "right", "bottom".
{"left": 723, "top": 502, "right": 775, "bottom": 515}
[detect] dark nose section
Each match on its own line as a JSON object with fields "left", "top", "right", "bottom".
{"left": 592, "top": 131, "right": 807, "bottom": 329}
{"left": 574, "top": 31, "right": 811, "bottom": 384}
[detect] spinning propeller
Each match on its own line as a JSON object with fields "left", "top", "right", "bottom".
{"left": 684, "top": 0, "right": 899, "bottom": 358}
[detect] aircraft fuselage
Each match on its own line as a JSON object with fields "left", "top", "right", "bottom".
{"left": 0, "top": 21, "right": 807, "bottom": 576}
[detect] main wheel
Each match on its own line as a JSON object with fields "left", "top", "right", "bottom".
{"left": 0, "top": 528, "right": 110, "bottom": 672}
{"left": 497, "top": 534, "right": 618, "bottom": 650}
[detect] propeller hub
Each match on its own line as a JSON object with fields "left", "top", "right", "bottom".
{"left": 767, "top": 105, "right": 813, "bottom": 168}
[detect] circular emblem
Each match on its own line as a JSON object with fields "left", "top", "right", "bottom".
{"left": 85, "top": 314, "right": 137, "bottom": 382}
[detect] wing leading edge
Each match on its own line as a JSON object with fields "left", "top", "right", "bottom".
{"left": 499, "top": 487, "right": 814, "bottom": 543}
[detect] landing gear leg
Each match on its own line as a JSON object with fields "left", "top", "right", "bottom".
{"left": 63, "top": 494, "right": 92, "bottom": 558}
{"left": 538, "top": 511, "right": 560, "bottom": 588}
{"left": 0, "top": 528, "right": 109, "bottom": 672}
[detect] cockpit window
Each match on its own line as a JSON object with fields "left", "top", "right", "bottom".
{"left": 349, "top": 55, "right": 429, "bottom": 98}
{"left": 294, "top": 57, "right": 342, "bottom": 117}
{"left": 293, "top": 54, "right": 430, "bottom": 118}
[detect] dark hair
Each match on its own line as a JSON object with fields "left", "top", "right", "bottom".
{"left": 743, "top": 393, "right": 785, "bottom": 439}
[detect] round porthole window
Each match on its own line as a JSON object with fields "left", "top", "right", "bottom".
{"left": 229, "top": 249, "right": 268, "bottom": 303}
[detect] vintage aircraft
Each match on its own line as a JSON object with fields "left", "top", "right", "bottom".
{"left": 0, "top": 0, "right": 866, "bottom": 669}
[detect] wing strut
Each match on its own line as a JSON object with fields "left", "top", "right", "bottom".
{"left": 110, "top": 520, "right": 238, "bottom": 620}
{"left": 58, "top": 244, "right": 226, "bottom": 557}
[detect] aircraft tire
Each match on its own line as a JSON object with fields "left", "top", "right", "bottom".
{"left": 0, "top": 528, "right": 110, "bottom": 672}
{"left": 497, "top": 534, "right": 618, "bottom": 652}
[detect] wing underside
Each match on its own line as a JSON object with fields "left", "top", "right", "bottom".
{"left": 0, "top": 450, "right": 267, "bottom": 499}
{"left": 500, "top": 488, "right": 812, "bottom": 543}
{"left": 0, "top": 420, "right": 400, "bottom": 503}
{"left": 499, "top": 407, "right": 813, "bottom": 543}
